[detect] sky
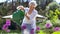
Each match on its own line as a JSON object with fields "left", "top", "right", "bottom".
{"left": 0, "top": 0, "right": 34, "bottom": 3}
{"left": 55, "top": 0, "right": 60, "bottom": 3}
{"left": 0, "top": 0, "right": 6, "bottom": 3}
{"left": 0, "top": 0, "right": 17, "bottom": 3}
{"left": 0, "top": 0, "right": 60, "bottom": 3}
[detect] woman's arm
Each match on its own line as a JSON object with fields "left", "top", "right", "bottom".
{"left": 25, "top": 13, "right": 30, "bottom": 20}
{"left": 17, "top": 6, "right": 30, "bottom": 20}
{"left": 25, "top": 10, "right": 38, "bottom": 20}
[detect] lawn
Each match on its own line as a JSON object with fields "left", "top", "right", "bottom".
{"left": 0, "top": 30, "right": 21, "bottom": 34}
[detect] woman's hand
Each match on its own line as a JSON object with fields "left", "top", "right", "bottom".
{"left": 28, "top": 9, "right": 33, "bottom": 15}
{"left": 17, "top": 6, "right": 24, "bottom": 10}
{"left": 25, "top": 9, "right": 33, "bottom": 20}
{"left": 25, "top": 13, "right": 30, "bottom": 20}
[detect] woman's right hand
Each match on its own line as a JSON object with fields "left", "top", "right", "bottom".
{"left": 25, "top": 13, "right": 30, "bottom": 20}
{"left": 17, "top": 6, "right": 24, "bottom": 10}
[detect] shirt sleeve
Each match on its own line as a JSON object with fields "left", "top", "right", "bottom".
{"left": 24, "top": 7, "right": 29, "bottom": 14}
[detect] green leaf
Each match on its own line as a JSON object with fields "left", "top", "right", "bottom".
{"left": 38, "top": 30, "right": 46, "bottom": 34}
{"left": 52, "top": 31, "right": 60, "bottom": 34}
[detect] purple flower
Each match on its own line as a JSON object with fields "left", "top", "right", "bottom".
{"left": 2, "top": 19, "right": 11, "bottom": 30}
{"left": 2, "top": 19, "right": 11, "bottom": 32}
{"left": 2, "top": 24, "right": 8, "bottom": 30}
{"left": 6, "top": 19, "right": 11, "bottom": 26}
{"left": 21, "top": 24, "right": 26, "bottom": 30}
{"left": 30, "top": 28, "right": 34, "bottom": 34}
{"left": 6, "top": 29, "right": 10, "bottom": 32}
{"left": 2, "top": 24, "right": 10, "bottom": 32}
{"left": 36, "top": 26, "right": 40, "bottom": 31}
{"left": 54, "top": 27, "right": 60, "bottom": 31}
{"left": 45, "top": 23, "right": 52, "bottom": 28}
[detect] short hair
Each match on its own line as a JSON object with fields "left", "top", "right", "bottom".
{"left": 29, "top": 1, "right": 37, "bottom": 7}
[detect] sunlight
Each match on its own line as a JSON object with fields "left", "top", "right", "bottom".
{"left": 55, "top": 0, "right": 60, "bottom": 3}
{"left": 0, "top": 0, "right": 6, "bottom": 3}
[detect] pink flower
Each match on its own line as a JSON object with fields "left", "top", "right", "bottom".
{"left": 30, "top": 28, "right": 34, "bottom": 34}
{"left": 21, "top": 24, "right": 26, "bottom": 30}
{"left": 54, "top": 27, "right": 60, "bottom": 31}
{"left": 2, "top": 24, "right": 8, "bottom": 30}
{"left": 45, "top": 23, "right": 52, "bottom": 28}
{"left": 2, "top": 24, "right": 10, "bottom": 32}
{"left": 6, "top": 29, "right": 10, "bottom": 32}
{"left": 36, "top": 26, "right": 40, "bottom": 31}
{"left": 6, "top": 19, "right": 11, "bottom": 26}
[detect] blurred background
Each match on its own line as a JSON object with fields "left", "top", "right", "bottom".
{"left": 0, "top": 0, "right": 60, "bottom": 34}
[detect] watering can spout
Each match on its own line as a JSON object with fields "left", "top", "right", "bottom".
{"left": 2, "top": 15, "right": 13, "bottom": 19}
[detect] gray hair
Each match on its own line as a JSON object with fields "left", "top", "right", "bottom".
{"left": 29, "top": 1, "right": 37, "bottom": 7}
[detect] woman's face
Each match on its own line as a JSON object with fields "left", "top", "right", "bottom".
{"left": 29, "top": 4, "right": 35, "bottom": 10}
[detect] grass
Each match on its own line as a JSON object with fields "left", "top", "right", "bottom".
{"left": 0, "top": 30, "right": 21, "bottom": 34}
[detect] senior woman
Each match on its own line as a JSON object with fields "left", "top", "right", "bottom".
{"left": 19, "top": 1, "right": 38, "bottom": 34}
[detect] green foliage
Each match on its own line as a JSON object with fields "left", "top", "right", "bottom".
{"left": 55, "top": 9, "right": 60, "bottom": 15}
{"left": 38, "top": 30, "right": 46, "bottom": 34}
{"left": 46, "top": 9, "right": 60, "bottom": 23}
{"left": 0, "top": 6, "right": 8, "bottom": 16}
{"left": 46, "top": 2, "right": 60, "bottom": 11}
{"left": 52, "top": 31, "right": 60, "bottom": 34}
